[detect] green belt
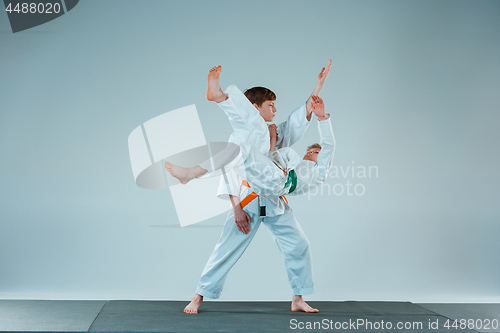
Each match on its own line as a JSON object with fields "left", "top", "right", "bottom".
{"left": 284, "top": 169, "right": 297, "bottom": 194}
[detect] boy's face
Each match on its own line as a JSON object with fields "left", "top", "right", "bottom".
{"left": 254, "top": 100, "right": 276, "bottom": 122}
{"left": 303, "top": 148, "right": 321, "bottom": 162}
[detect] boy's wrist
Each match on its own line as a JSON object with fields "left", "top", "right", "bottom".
{"left": 306, "top": 110, "right": 313, "bottom": 121}
{"left": 318, "top": 113, "right": 330, "bottom": 121}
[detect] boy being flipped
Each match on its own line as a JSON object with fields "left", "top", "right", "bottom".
{"left": 168, "top": 60, "right": 333, "bottom": 315}
{"left": 165, "top": 66, "right": 335, "bottom": 198}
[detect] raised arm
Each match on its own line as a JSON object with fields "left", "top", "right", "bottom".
{"left": 276, "top": 60, "right": 332, "bottom": 149}
{"left": 291, "top": 96, "right": 335, "bottom": 197}
{"left": 276, "top": 103, "right": 310, "bottom": 149}
{"left": 312, "top": 95, "right": 335, "bottom": 183}
{"left": 275, "top": 86, "right": 319, "bottom": 148}
{"left": 305, "top": 59, "right": 332, "bottom": 120}
{"left": 315, "top": 117, "right": 335, "bottom": 183}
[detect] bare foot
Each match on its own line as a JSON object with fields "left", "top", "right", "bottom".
{"left": 184, "top": 294, "right": 203, "bottom": 314}
{"left": 291, "top": 295, "right": 319, "bottom": 313}
{"left": 206, "top": 65, "right": 227, "bottom": 103}
{"left": 164, "top": 161, "right": 207, "bottom": 184}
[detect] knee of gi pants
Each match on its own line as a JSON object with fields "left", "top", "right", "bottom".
{"left": 288, "top": 233, "right": 311, "bottom": 260}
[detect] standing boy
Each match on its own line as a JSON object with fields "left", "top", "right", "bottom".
{"left": 184, "top": 61, "right": 332, "bottom": 314}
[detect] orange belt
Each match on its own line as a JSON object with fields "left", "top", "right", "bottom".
{"left": 240, "top": 180, "right": 288, "bottom": 208}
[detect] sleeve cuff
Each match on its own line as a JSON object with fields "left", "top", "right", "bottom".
{"left": 318, "top": 113, "right": 330, "bottom": 121}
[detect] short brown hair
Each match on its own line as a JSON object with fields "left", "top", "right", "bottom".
{"left": 243, "top": 87, "right": 276, "bottom": 107}
{"left": 307, "top": 143, "right": 322, "bottom": 151}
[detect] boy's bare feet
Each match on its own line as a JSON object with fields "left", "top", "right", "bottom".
{"left": 164, "top": 161, "right": 207, "bottom": 184}
{"left": 206, "top": 65, "right": 228, "bottom": 103}
{"left": 184, "top": 294, "right": 203, "bottom": 314}
{"left": 291, "top": 295, "right": 319, "bottom": 313}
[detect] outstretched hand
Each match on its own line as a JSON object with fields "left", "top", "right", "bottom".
{"left": 310, "top": 95, "right": 327, "bottom": 120}
{"left": 306, "top": 59, "right": 332, "bottom": 119}
{"left": 317, "top": 59, "right": 332, "bottom": 88}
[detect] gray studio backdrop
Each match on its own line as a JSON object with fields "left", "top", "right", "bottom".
{"left": 1, "top": 0, "right": 499, "bottom": 302}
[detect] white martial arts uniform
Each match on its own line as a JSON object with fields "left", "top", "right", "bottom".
{"left": 198, "top": 85, "right": 336, "bottom": 197}
{"left": 195, "top": 85, "right": 316, "bottom": 298}
{"left": 233, "top": 115, "right": 335, "bottom": 197}
{"left": 285, "top": 118, "right": 335, "bottom": 196}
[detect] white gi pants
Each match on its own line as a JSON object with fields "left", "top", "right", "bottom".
{"left": 196, "top": 208, "right": 314, "bottom": 298}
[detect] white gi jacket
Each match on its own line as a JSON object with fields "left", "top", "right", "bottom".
{"left": 217, "top": 102, "right": 310, "bottom": 217}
